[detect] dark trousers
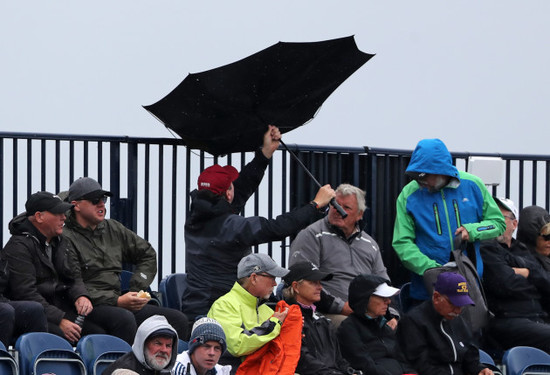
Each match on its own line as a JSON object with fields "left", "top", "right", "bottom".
{"left": 49, "top": 305, "right": 137, "bottom": 345}
{"left": 134, "top": 304, "right": 190, "bottom": 341}
{"left": 489, "top": 316, "right": 550, "bottom": 353}
{"left": 0, "top": 301, "right": 48, "bottom": 347}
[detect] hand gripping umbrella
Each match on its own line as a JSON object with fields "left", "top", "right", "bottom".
{"left": 144, "top": 35, "right": 374, "bottom": 217}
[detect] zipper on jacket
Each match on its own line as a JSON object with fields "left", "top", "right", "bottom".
{"left": 453, "top": 199, "right": 462, "bottom": 229}
{"left": 441, "top": 190, "right": 455, "bottom": 249}
{"left": 439, "top": 319, "right": 457, "bottom": 373}
{"left": 433, "top": 203, "right": 442, "bottom": 235}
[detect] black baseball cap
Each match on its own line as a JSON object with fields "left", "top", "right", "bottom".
{"left": 283, "top": 261, "right": 333, "bottom": 286}
{"left": 26, "top": 191, "right": 74, "bottom": 216}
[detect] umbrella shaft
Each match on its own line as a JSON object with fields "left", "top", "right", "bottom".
{"left": 280, "top": 140, "right": 347, "bottom": 218}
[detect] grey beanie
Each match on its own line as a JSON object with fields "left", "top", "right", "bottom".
{"left": 188, "top": 317, "right": 227, "bottom": 355}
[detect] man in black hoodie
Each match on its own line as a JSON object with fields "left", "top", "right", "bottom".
{"left": 183, "top": 125, "right": 335, "bottom": 321}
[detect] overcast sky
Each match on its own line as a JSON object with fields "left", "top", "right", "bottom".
{"left": 2, "top": 1, "right": 549, "bottom": 155}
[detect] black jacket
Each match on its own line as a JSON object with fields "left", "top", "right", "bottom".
{"left": 2, "top": 213, "right": 89, "bottom": 324}
{"left": 338, "top": 274, "right": 415, "bottom": 375}
{"left": 397, "top": 300, "right": 485, "bottom": 375}
{"left": 481, "top": 238, "right": 550, "bottom": 318}
{"left": 183, "top": 151, "right": 324, "bottom": 317}
{"left": 103, "top": 352, "right": 162, "bottom": 375}
{"left": 292, "top": 302, "right": 352, "bottom": 375}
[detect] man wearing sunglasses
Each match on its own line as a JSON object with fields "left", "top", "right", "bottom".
{"left": 62, "top": 177, "right": 189, "bottom": 342}
{"left": 480, "top": 199, "right": 550, "bottom": 354}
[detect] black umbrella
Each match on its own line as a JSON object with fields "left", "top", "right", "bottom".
{"left": 144, "top": 35, "right": 374, "bottom": 216}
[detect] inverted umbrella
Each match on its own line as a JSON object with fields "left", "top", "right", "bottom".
{"left": 144, "top": 35, "right": 374, "bottom": 216}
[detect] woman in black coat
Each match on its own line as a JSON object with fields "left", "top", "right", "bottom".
{"left": 337, "top": 274, "right": 416, "bottom": 375}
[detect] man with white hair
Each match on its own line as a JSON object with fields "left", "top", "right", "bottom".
{"left": 289, "top": 183, "right": 389, "bottom": 324}
{"left": 103, "top": 315, "right": 178, "bottom": 374}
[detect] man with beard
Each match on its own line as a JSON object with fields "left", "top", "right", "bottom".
{"left": 397, "top": 272, "right": 493, "bottom": 375}
{"left": 103, "top": 315, "right": 178, "bottom": 374}
{"left": 393, "top": 138, "right": 505, "bottom": 303}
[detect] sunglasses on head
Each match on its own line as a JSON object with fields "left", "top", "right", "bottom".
{"left": 540, "top": 233, "right": 550, "bottom": 241}
{"left": 86, "top": 196, "right": 108, "bottom": 205}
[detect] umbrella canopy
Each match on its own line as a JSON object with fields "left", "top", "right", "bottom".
{"left": 144, "top": 35, "right": 374, "bottom": 156}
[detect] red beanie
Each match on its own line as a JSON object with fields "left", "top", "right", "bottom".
{"left": 197, "top": 165, "right": 239, "bottom": 195}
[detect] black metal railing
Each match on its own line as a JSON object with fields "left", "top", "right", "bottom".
{"left": 1, "top": 132, "right": 549, "bottom": 287}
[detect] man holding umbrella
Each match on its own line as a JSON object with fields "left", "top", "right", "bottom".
{"left": 183, "top": 125, "right": 336, "bottom": 321}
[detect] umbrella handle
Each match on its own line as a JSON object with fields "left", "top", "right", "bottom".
{"left": 330, "top": 198, "right": 348, "bottom": 219}
{"left": 279, "top": 140, "right": 347, "bottom": 218}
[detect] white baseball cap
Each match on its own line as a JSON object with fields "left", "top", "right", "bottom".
{"left": 494, "top": 197, "right": 519, "bottom": 220}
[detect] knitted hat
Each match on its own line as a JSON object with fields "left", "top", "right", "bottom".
{"left": 188, "top": 317, "right": 227, "bottom": 355}
{"left": 197, "top": 165, "right": 239, "bottom": 195}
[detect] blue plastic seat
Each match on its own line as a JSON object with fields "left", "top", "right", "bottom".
{"left": 503, "top": 346, "right": 550, "bottom": 375}
{"left": 120, "top": 270, "right": 160, "bottom": 306}
{"left": 479, "top": 349, "right": 503, "bottom": 375}
{"left": 0, "top": 341, "right": 17, "bottom": 375}
{"left": 178, "top": 339, "right": 189, "bottom": 354}
{"left": 76, "top": 334, "right": 131, "bottom": 375}
{"left": 159, "top": 273, "right": 188, "bottom": 310}
{"left": 15, "top": 332, "right": 86, "bottom": 375}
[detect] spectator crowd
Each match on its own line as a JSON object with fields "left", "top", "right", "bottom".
{"left": 3, "top": 130, "right": 550, "bottom": 375}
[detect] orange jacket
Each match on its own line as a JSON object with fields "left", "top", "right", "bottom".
{"left": 236, "top": 300, "right": 303, "bottom": 375}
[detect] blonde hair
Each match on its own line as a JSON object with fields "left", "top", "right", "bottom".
{"left": 541, "top": 222, "right": 550, "bottom": 236}
{"left": 282, "top": 280, "right": 304, "bottom": 300}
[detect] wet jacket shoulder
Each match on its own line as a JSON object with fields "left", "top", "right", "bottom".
{"left": 63, "top": 212, "right": 157, "bottom": 306}
{"left": 396, "top": 300, "right": 484, "bottom": 375}
{"left": 290, "top": 301, "right": 352, "bottom": 375}
{"left": 3, "top": 213, "right": 89, "bottom": 324}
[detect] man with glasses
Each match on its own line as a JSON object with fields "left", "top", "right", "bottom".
{"left": 397, "top": 272, "right": 494, "bottom": 375}
{"left": 392, "top": 138, "right": 505, "bottom": 304}
{"left": 208, "top": 253, "right": 293, "bottom": 373}
{"left": 480, "top": 199, "right": 550, "bottom": 353}
{"left": 62, "top": 177, "right": 189, "bottom": 341}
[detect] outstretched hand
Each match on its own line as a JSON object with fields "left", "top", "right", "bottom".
{"left": 261, "top": 125, "right": 281, "bottom": 159}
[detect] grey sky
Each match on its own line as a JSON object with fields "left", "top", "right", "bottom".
{"left": 2, "top": 1, "right": 549, "bottom": 154}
